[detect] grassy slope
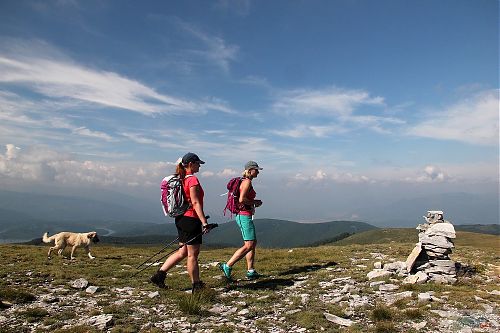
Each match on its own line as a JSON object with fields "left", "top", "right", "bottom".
{"left": 333, "top": 228, "right": 500, "bottom": 249}
{"left": 0, "top": 231, "right": 499, "bottom": 332}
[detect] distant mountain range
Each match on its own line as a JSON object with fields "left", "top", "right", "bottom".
{"left": 1, "top": 189, "right": 497, "bottom": 247}
{"left": 9, "top": 218, "right": 377, "bottom": 248}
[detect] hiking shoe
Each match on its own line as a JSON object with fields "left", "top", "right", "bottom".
{"left": 150, "top": 270, "right": 167, "bottom": 289}
{"left": 246, "top": 270, "right": 261, "bottom": 280}
{"left": 191, "top": 280, "right": 206, "bottom": 293}
{"left": 218, "top": 263, "right": 232, "bottom": 280}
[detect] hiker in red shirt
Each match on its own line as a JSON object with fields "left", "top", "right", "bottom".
{"left": 219, "top": 161, "right": 263, "bottom": 280}
{"left": 151, "top": 152, "right": 210, "bottom": 292}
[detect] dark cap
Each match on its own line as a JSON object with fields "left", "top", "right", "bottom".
{"left": 245, "top": 161, "right": 262, "bottom": 170}
{"left": 182, "top": 152, "right": 205, "bottom": 165}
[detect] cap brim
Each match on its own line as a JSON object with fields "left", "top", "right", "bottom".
{"left": 199, "top": 160, "right": 205, "bottom": 164}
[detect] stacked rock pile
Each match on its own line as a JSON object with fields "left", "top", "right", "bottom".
{"left": 405, "top": 211, "right": 457, "bottom": 284}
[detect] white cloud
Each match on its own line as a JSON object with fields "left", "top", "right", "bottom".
{"left": 414, "top": 165, "right": 449, "bottom": 183}
{"left": 201, "top": 171, "right": 215, "bottom": 177}
{"left": 217, "top": 168, "right": 238, "bottom": 177}
{"left": 288, "top": 168, "right": 372, "bottom": 185}
{"left": 273, "top": 87, "right": 385, "bottom": 117}
{"left": 408, "top": 89, "right": 499, "bottom": 146}
{"left": 176, "top": 21, "right": 239, "bottom": 73}
{"left": 5, "top": 144, "right": 20, "bottom": 160}
{"left": 73, "top": 127, "right": 115, "bottom": 141}
{"left": 120, "top": 132, "right": 157, "bottom": 145}
{"left": 0, "top": 144, "right": 173, "bottom": 186}
{"left": 0, "top": 39, "right": 232, "bottom": 116}
{"left": 272, "top": 124, "right": 349, "bottom": 138}
{"left": 271, "top": 87, "right": 402, "bottom": 138}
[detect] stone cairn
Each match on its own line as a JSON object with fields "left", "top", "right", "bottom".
{"left": 405, "top": 210, "right": 457, "bottom": 284}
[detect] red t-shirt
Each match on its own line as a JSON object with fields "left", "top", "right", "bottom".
{"left": 183, "top": 174, "right": 204, "bottom": 219}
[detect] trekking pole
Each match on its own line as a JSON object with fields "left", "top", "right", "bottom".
{"left": 135, "top": 236, "right": 180, "bottom": 269}
{"left": 131, "top": 223, "right": 218, "bottom": 277}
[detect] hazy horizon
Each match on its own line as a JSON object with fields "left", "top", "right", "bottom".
{"left": 0, "top": 1, "right": 498, "bottom": 225}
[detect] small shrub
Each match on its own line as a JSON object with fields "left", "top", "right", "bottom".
{"left": 294, "top": 310, "right": 329, "bottom": 329}
{"left": 212, "top": 324, "right": 235, "bottom": 333}
{"left": 21, "top": 307, "right": 49, "bottom": 322}
{"left": 0, "top": 286, "right": 36, "bottom": 303}
{"left": 403, "top": 308, "right": 425, "bottom": 319}
{"left": 325, "top": 304, "right": 346, "bottom": 318}
{"left": 178, "top": 293, "right": 204, "bottom": 315}
{"left": 54, "top": 309, "right": 77, "bottom": 320}
{"left": 110, "top": 325, "right": 139, "bottom": 333}
{"left": 371, "top": 305, "right": 393, "bottom": 321}
{"left": 374, "top": 321, "right": 397, "bottom": 333}
{"left": 53, "top": 325, "right": 100, "bottom": 333}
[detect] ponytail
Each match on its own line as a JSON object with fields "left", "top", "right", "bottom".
{"left": 176, "top": 162, "right": 186, "bottom": 179}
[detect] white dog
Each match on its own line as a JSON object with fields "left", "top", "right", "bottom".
{"left": 42, "top": 231, "right": 99, "bottom": 260}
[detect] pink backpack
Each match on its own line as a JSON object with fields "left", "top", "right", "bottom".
{"left": 161, "top": 174, "right": 192, "bottom": 218}
{"left": 223, "top": 177, "right": 243, "bottom": 217}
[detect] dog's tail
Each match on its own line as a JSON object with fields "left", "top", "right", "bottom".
{"left": 42, "top": 232, "right": 55, "bottom": 243}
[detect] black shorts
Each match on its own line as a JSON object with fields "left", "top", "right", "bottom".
{"left": 175, "top": 215, "right": 203, "bottom": 245}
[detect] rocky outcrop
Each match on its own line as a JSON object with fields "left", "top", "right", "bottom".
{"left": 406, "top": 211, "right": 457, "bottom": 284}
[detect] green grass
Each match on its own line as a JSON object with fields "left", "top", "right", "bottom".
{"left": 370, "top": 305, "right": 394, "bottom": 321}
{"left": 0, "top": 230, "right": 498, "bottom": 333}
{"left": 0, "top": 286, "right": 36, "bottom": 303}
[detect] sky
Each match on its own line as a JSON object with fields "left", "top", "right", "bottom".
{"left": 0, "top": 0, "right": 498, "bottom": 225}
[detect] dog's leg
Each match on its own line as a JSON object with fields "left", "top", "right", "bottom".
{"left": 47, "top": 246, "right": 54, "bottom": 259}
{"left": 85, "top": 246, "right": 95, "bottom": 260}
{"left": 70, "top": 245, "right": 78, "bottom": 260}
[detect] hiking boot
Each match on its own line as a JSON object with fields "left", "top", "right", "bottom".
{"left": 150, "top": 270, "right": 167, "bottom": 289}
{"left": 246, "top": 270, "right": 261, "bottom": 280}
{"left": 191, "top": 280, "right": 206, "bottom": 293}
{"left": 218, "top": 262, "right": 232, "bottom": 280}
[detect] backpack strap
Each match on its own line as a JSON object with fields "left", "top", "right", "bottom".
{"left": 182, "top": 174, "right": 195, "bottom": 208}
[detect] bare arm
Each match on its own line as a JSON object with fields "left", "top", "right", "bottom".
{"left": 238, "top": 179, "right": 252, "bottom": 205}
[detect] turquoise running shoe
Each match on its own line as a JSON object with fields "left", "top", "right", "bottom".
{"left": 246, "top": 270, "right": 261, "bottom": 280}
{"left": 218, "top": 263, "right": 232, "bottom": 279}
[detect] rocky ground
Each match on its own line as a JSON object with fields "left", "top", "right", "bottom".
{"left": 0, "top": 241, "right": 499, "bottom": 332}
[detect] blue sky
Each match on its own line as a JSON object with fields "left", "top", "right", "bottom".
{"left": 0, "top": 0, "right": 498, "bottom": 224}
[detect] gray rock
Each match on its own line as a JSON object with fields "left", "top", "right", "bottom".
{"left": 428, "top": 274, "right": 457, "bottom": 284}
{"left": 406, "top": 243, "right": 422, "bottom": 272}
{"left": 425, "top": 222, "right": 456, "bottom": 239}
{"left": 324, "top": 312, "right": 353, "bottom": 326}
{"left": 70, "top": 278, "right": 89, "bottom": 289}
{"left": 238, "top": 308, "right": 250, "bottom": 316}
{"left": 379, "top": 284, "right": 399, "bottom": 292}
{"left": 412, "top": 321, "right": 427, "bottom": 330}
{"left": 367, "top": 269, "right": 392, "bottom": 280}
{"left": 85, "top": 286, "right": 99, "bottom": 294}
{"left": 418, "top": 292, "right": 432, "bottom": 302}
{"left": 84, "top": 314, "right": 113, "bottom": 329}
{"left": 384, "top": 291, "right": 413, "bottom": 305}
{"left": 370, "top": 281, "right": 385, "bottom": 288}
{"left": 420, "top": 234, "right": 454, "bottom": 249}
{"left": 383, "top": 261, "right": 406, "bottom": 272}
{"left": 148, "top": 291, "right": 159, "bottom": 298}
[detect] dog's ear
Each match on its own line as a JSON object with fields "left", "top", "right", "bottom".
{"left": 88, "top": 232, "right": 96, "bottom": 239}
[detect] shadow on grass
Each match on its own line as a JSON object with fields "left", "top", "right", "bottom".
{"left": 278, "top": 261, "right": 338, "bottom": 276}
{"left": 455, "top": 262, "right": 478, "bottom": 277}
{"left": 229, "top": 278, "right": 295, "bottom": 291}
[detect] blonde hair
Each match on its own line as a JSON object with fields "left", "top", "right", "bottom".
{"left": 242, "top": 169, "right": 252, "bottom": 178}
